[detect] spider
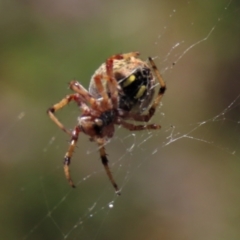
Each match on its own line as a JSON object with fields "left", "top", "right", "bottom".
{"left": 47, "top": 52, "right": 166, "bottom": 195}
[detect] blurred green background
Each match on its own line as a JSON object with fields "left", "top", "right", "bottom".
{"left": 1, "top": 0, "right": 240, "bottom": 239}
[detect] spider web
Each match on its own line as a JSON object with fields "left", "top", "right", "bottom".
{"left": 1, "top": 1, "right": 240, "bottom": 240}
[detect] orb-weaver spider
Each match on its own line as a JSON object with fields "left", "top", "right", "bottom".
{"left": 47, "top": 52, "right": 166, "bottom": 195}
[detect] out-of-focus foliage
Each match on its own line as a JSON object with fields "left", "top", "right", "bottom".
{"left": 0, "top": 0, "right": 240, "bottom": 240}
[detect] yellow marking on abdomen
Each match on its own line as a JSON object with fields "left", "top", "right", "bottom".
{"left": 134, "top": 85, "right": 146, "bottom": 99}
{"left": 123, "top": 75, "right": 136, "bottom": 87}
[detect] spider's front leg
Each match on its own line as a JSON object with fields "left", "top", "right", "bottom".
{"left": 47, "top": 93, "right": 82, "bottom": 135}
{"left": 93, "top": 74, "right": 113, "bottom": 111}
{"left": 69, "top": 80, "right": 100, "bottom": 111}
{"left": 64, "top": 126, "right": 81, "bottom": 188}
{"left": 104, "top": 52, "right": 140, "bottom": 108}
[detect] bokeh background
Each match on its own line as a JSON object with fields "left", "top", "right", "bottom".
{"left": 1, "top": 0, "right": 240, "bottom": 239}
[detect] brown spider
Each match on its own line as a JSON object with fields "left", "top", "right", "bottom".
{"left": 47, "top": 52, "right": 166, "bottom": 195}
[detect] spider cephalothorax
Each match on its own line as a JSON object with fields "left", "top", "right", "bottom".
{"left": 47, "top": 52, "right": 166, "bottom": 195}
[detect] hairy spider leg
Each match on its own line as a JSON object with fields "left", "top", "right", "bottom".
{"left": 105, "top": 76, "right": 118, "bottom": 109}
{"left": 92, "top": 52, "right": 141, "bottom": 111}
{"left": 47, "top": 93, "right": 84, "bottom": 135}
{"left": 69, "top": 80, "right": 101, "bottom": 111}
{"left": 97, "top": 141, "right": 120, "bottom": 195}
{"left": 148, "top": 57, "right": 166, "bottom": 112}
{"left": 105, "top": 52, "right": 140, "bottom": 108}
{"left": 105, "top": 59, "right": 119, "bottom": 108}
{"left": 93, "top": 74, "right": 113, "bottom": 111}
{"left": 63, "top": 126, "right": 81, "bottom": 188}
{"left": 127, "top": 57, "right": 166, "bottom": 123}
{"left": 117, "top": 119, "right": 161, "bottom": 131}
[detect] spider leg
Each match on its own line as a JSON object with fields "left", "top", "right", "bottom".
{"left": 69, "top": 80, "right": 100, "bottom": 110}
{"left": 104, "top": 52, "right": 140, "bottom": 108}
{"left": 97, "top": 140, "right": 120, "bottom": 195}
{"left": 93, "top": 74, "right": 113, "bottom": 111}
{"left": 63, "top": 126, "right": 81, "bottom": 188}
{"left": 47, "top": 94, "right": 82, "bottom": 135}
{"left": 105, "top": 63, "right": 119, "bottom": 109}
{"left": 117, "top": 119, "right": 161, "bottom": 131}
{"left": 145, "top": 57, "right": 166, "bottom": 121}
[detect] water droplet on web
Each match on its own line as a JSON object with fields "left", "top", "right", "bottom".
{"left": 108, "top": 201, "right": 114, "bottom": 208}
{"left": 18, "top": 112, "right": 25, "bottom": 120}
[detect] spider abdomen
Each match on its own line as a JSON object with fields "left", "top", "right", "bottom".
{"left": 116, "top": 67, "right": 155, "bottom": 113}
{"left": 89, "top": 57, "right": 157, "bottom": 115}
